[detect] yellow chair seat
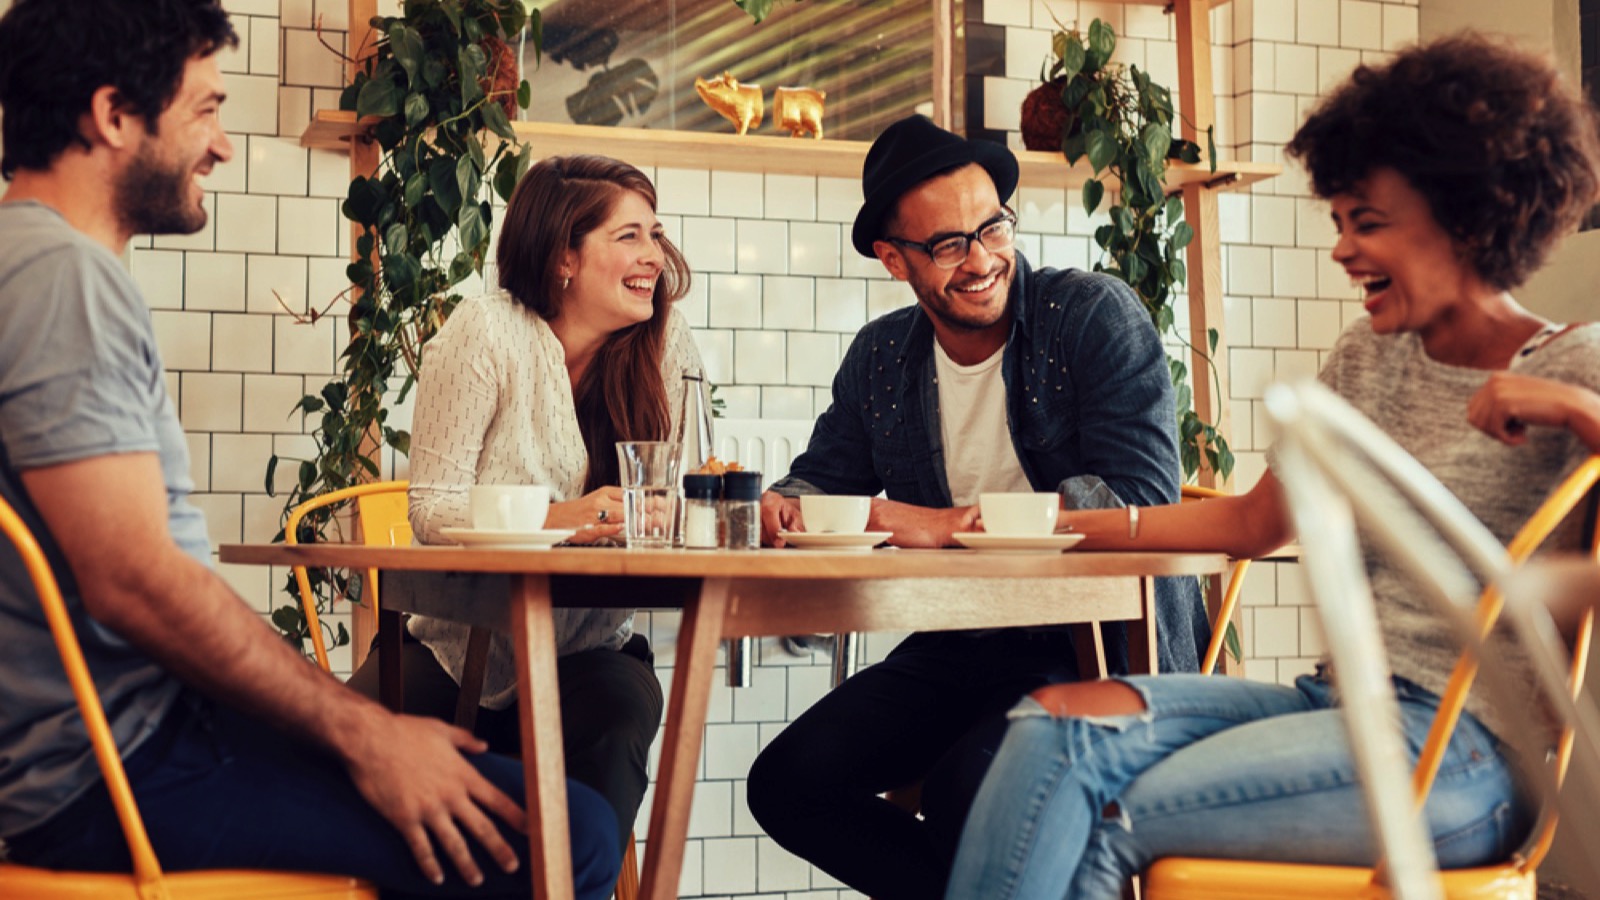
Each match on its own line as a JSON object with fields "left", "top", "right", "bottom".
{"left": 1143, "top": 856, "right": 1535, "bottom": 899}
{"left": 0, "top": 864, "right": 374, "bottom": 899}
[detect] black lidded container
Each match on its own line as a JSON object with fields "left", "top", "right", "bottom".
{"left": 720, "top": 471, "right": 763, "bottom": 549}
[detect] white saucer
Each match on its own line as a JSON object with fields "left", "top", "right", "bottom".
{"left": 778, "top": 531, "right": 893, "bottom": 551}
{"left": 952, "top": 532, "right": 1086, "bottom": 552}
{"left": 438, "top": 526, "right": 576, "bottom": 549}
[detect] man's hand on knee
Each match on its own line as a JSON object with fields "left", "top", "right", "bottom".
{"left": 341, "top": 711, "right": 527, "bottom": 886}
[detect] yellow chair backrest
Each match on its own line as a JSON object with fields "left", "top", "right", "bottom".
{"left": 1180, "top": 485, "right": 1250, "bottom": 675}
{"left": 285, "top": 481, "right": 409, "bottom": 673}
{"left": 0, "top": 494, "right": 375, "bottom": 899}
{"left": 1145, "top": 456, "right": 1600, "bottom": 898}
{"left": 1415, "top": 455, "right": 1600, "bottom": 875}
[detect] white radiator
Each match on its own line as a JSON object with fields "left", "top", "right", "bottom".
{"left": 711, "top": 417, "right": 816, "bottom": 483}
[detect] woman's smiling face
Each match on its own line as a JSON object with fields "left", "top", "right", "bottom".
{"left": 563, "top": 189, "right": 666, "bottom": 333}
{"left": 1328, "top": 167, "right": 1488, "bottom": 337}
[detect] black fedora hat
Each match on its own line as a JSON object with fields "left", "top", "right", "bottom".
{"left": 850, "top": 115, "right": 1019, "bottom": 258}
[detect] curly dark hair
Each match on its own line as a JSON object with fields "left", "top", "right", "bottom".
{"left": 0, "top": 0, "right": 237, "bottom": 180}
{"left": 1286, "top": 33, "right": 1600, "bottom": 290}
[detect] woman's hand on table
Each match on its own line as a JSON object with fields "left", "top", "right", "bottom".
{"left": 545, "top": 486, "right": 625, "bottom": 544}
{"left": 760, "top": 491, "right": 803, "bottom": 546}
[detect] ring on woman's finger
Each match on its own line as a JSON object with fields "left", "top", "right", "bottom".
{"left": 597, "top": 509, "right": 609, "bottom": 523}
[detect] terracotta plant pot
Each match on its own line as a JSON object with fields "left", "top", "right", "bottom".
{"left": 1020, "top": 77, "right": 1078, "bottom": 152}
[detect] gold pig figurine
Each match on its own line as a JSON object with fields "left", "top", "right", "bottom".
{"left": 695, "top": 72, "right": 763, "bottom": 136}
{"left": 773, "top": 86, "right": 826, "bottom": 139}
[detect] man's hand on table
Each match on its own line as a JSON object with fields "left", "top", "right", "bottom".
{"left": 760, "top": 491, "right": 804, "bottom": 546}
{"left": 339, "top": 709, "right": 527, "bottom": 887}
{"left": 871, "top": 499, "right": 977, "bottom": 548}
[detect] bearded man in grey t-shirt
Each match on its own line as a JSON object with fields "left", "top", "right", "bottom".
{"left": 0, "top": 2, "right": 618, "bottom": 896}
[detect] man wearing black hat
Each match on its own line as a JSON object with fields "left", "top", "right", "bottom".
{"left": 745, "top": 115, "right": 1208, "bottom": 897}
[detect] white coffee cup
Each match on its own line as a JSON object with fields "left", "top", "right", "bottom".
{"left": 469, "top": 485, "right": 551, "bottom": 532}
{"left": 979, "top": 492, "right": 1059, "bottom": 537}
{"left": 800, "top": 495, "right": 872, "bottom": 534}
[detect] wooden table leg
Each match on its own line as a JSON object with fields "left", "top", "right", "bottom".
{"left": 639, "top": 577, "right": 731, "bottom": 900}
{"left": 1070, "top": 623, "right": 1110, "bottom": 679}
{"left": 1126, "top": 577, "right": 1160, "bottom": 675}
{"left": 510, "top": 574, "right": 572, "bottom": 900}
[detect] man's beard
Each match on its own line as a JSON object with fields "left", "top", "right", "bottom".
{"left": 115, "top": 142, "right": 207, "bottom": 236}
{"left": 909, "top": 264, "right": 1013, "bottom": 333}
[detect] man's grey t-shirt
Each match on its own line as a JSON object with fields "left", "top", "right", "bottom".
{"left": 0, "top": 201, "right": 207, "bottom": 838}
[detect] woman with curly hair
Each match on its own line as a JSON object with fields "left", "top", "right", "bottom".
{"left": 942, "top": 34, "right": 1600, "bottom": 900}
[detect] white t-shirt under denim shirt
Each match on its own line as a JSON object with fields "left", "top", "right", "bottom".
{"left": 1282, "top": 317, "right": 1600, "bottom": 745}
{"left": 932, "top": 340, "right": 1033, "bottom": 507}
{"left": 404, "top": 291, "right": 704, "bottom": 710}
{"left": 0, "top": 201, "right": 207, "bottom": 840}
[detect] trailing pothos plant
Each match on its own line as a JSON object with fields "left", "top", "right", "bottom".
{"left": 264, "top": 0, "right": 540, "bottom": 654}
{"left": 1044, "top": 18, "right": 1233, "bottom": 484}
{"left": 1045, "top": 19, "right": 1238, "bottom": 662}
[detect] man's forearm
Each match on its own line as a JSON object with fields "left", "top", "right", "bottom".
{"left": 870, "top": 498, "right": 977, "bottom": 547}
{"left": 85, "top": 553, "right": 379, "bottom": 762}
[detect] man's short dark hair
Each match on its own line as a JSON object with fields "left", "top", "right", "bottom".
{"left": 0, "top": 0, "right": 238, "bottom": 180}
{"left": 1286, "top": 33, "right": 1600, "bottom": 291}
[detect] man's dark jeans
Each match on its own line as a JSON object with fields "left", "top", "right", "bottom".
{"left": 746, "top": 628, "right": 1082, "bottom": 899}
{"left": 5, "top": 693, "right": 620, "bottom": 900}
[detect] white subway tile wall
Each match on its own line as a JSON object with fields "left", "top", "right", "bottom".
{"left": 23, "top": 0, "right": 1426, "bottom": 891}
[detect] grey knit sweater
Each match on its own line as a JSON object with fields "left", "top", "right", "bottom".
{"left": 1309, "top": 318, "right": 1600, "bottom": 743}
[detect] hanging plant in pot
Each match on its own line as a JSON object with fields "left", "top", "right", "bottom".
{"left": 1029, "top": 18, "right": 1239, "bottom": 661}
{"left": 1027, "top": 18, "right": 1229, "bottom": 483}
{"left": 264, "top": 0, "right": 540, "bottom": 655}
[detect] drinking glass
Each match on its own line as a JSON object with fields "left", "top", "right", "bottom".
{"left": 616, "top": 441, "right": 681, "bottom": 548}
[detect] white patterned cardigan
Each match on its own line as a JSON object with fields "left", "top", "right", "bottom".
{"left": 403, "top": 290, "right": 703, "bottom": 710}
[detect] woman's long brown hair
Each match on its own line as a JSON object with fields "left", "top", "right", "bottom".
{"left": 496, "top": 155, "right": 692, "bottom": 491}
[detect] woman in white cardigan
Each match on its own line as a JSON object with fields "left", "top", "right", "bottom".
{"left": 350, "top": 155, "right": 705, "bottom": 853}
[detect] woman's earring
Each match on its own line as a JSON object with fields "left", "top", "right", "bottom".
{"left": 562, "top": 277, "right": 570, "bottom": 291}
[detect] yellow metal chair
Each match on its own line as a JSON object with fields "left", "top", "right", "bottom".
{"left": 1180, "top": 485, "right": 1252, "bottom": 675}
{"left": 285, "top": 480, "right": 411, "bottom": 674}
{"left": 284, "top": 482, "right": 642, "bottom": 900}
{"left": 1143, "top": 455, "right": 1600, "bottom": 899}
{"left": 0, "top": 496, "right": 376, "bottom": 900}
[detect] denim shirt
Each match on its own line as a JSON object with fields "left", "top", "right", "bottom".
{"left": 772, "top": 254, "right": 1209, "bottom": 674}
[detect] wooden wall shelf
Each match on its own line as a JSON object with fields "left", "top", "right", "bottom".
{"left": 300, "top": 109, "right": 1277, "bottom": 193}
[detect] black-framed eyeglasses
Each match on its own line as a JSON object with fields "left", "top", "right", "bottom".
{"left": 884, "top": 208, "right": 1017, "bottom": 269}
